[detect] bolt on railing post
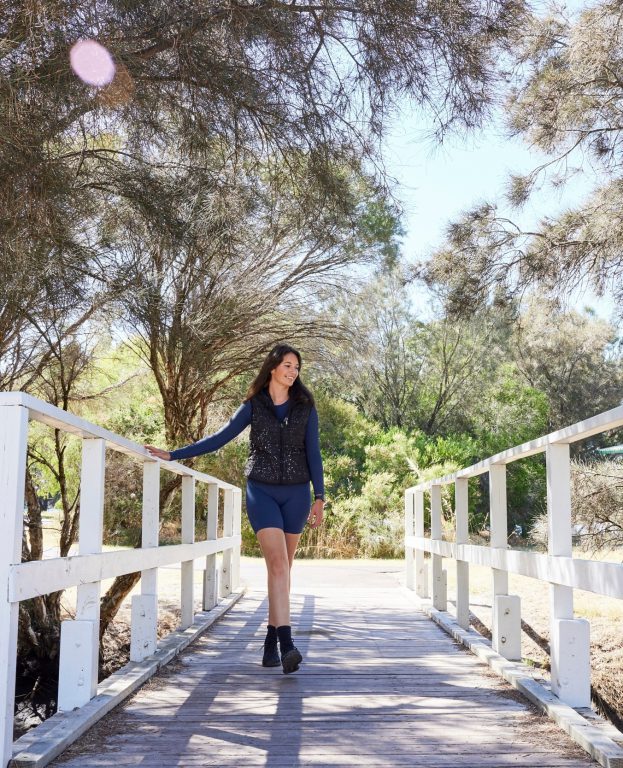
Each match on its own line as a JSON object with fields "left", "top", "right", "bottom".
{"left": 58, "top": 438, "right": 106, "bottom": 712}
{"left": 203, "top": 483, "right": 219, "bottom": 610}
{"left": 489, "top": 464, "right": 521, "bottom": 660}
{"left": 404, "top": 490, "right": 415, "bottom": 590}
{"left": 130, "top": 460, "right": 160, "bottom": 662}
{"left": 455, "top": 478, "right": 470, "bottom": 630}
{"left": 414, "top": 489, "right": 428, "bottom": 598}
{"left": 220, "top": 488, "right": 234, "bottom": 598}
{"left": 180, "top": 475, "right": 196, "bottom": 630}
{"left": 0, "top": 405, "right": 28, "bottom": 768}
{"left": 431, "top": 484, "right": 447, "bottom": 610}
{"left": 547, "top": 443, "right": 590, "bottom": 706}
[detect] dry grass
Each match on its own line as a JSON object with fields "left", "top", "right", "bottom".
{"left": 440, "top": 550, "right": 623, "bottom": 731}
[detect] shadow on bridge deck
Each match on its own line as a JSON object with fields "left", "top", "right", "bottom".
{"left": 50, "top": 561, "right": 596, "bottom": 768}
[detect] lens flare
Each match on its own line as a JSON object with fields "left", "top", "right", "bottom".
{"left": 70, "top": 39, "right": 116, "bottom": 87}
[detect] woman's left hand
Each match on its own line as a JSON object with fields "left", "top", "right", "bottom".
{"left": 308, "top": 499, "right": 325, "bottom": 529}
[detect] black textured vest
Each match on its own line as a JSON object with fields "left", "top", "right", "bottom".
{"left": 245, "top": 390, "right": 312, "bottom": 485}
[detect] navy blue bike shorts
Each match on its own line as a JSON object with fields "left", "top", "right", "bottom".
{"left": 246, "top": 480, "right": 311, "bottom": 534}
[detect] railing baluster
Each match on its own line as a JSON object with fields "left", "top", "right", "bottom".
{"left": 58, "top": 438, "right": 106, "bottom": 711}
{"left": 455, "top": 478, "right": 470, "bottom": 631}
{"left": 404, "top": 491, "right": 415, "bottom": 590}
{"left": 180, "top": 475, "right": 196, "bottom": 629}
{"left": 130, "top": 460, "right": 160, "bottom": 662}
{"left": 203, "top": 482, "right": 219, "bottom": 610}
{"left": 0, "top": 405, "right": 28, "bottom": 768}
{"left": 231, "top": 489, "right": 242, "bottom": 591}
{"left": 430, "top": 483, "right": 446, "bottom": 610}
{"left": 546, "top": 443, "right": 590, "bottom": 706}
{"left": 489, "top": 463, "right": 521, "bottom": 660}
{"left": 414, "top": 489, "right": 428, "bottom": 598}
{"left": 220, "top": 488, "right": 234, "bottom": 598}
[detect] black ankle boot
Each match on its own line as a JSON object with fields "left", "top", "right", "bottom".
{"left": 277, "top": 625, "right": 302, "bottom": 674}
{"left": 262, "top": 625, "right": 280, "bottom": 668}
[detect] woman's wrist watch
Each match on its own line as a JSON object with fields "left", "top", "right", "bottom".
{"left": 314, "top": 494, "right": 325, "bottom": 503}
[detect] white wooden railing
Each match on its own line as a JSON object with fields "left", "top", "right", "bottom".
{"left": 0, "top": 392, "right": 242, "bottom": 768}
{"left": 404, "top": 404, "right": 623, "bottom": 710}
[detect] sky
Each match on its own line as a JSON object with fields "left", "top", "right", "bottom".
{"left": 382, "top": 25, "right": 618, "bottom": 327}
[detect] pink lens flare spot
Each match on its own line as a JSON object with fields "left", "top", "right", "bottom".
{"left": 70, "top": 39, "right": 116, "bottom": 87}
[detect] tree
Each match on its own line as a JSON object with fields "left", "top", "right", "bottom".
{"left": 414, "top": 1, "right": 623, "bottom": 315}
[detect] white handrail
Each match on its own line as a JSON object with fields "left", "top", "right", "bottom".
{"left": 404, "top": 405, "right": 623, "bottom": 712}
{"left": 0, "top": 393, "right": 242, "bottom": 768}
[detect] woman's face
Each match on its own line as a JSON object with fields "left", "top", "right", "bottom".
{"left": 271, "top": 352, "right": 300, "bottom": 388}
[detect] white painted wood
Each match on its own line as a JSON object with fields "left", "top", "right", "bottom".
{"left": 489, "top": 464, "right": 511, "bottom": 652}
{"left": 551, "top": 618, "right": 591, "bottom": 707}
{"left": 430, "top": 485, "right": 445, "bottom": 611}
{"left": 455, "top": 478, "right": 470, "bottom": 630}
{"left": 131, "top": 461, "right": 159, "bottom": 661}
{"left": 203, "top": 483, "right": 219, "bottom": 610}
{"left": 414, "top": 490, "right": 427, "bottom": 598}
{"left": 220, "top": 489, "right": 234, "bottom": 598}
{"left": 64, "top": 438, "right": 106, "bottom": 704}
{"left": 10, "top": 535, "right": 241, "bottom": 601}
{"left": 404, "top": 491, "right": 415, "bottom": 590}
{"left": 0, "top": 393, "right": 237, "bottom": 489}
{"left": 493, "top": 594, "right": 521, "bottom": 660}
{"left": 58, "top": 621, "right": 99, "bottom": 711}
{"left": 404, "top": 402, "right": 623, "bottom": 493}
{"left": 180, "top": 475, "right": 195, "bottom": 630}
{"left": 406, "top": 535, "right": 623, "bottom": 598}
{"left": 0, "top": 404, "right": 28, "bottom": 768}
{"left": 231, "top": 489, "right": 242, "bottom": 591}
{"left": 130, "top": 594, "right": 158, "bottom": 662}
{"left": 546, "top": 443, "right": 589, "bottom": 705}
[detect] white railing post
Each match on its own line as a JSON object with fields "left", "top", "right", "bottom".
{"left": 231, "top": 488, "right": 242, "bottom": 591}
{"left": 414, "top": 489, "right": 428, "bottom": 598}
{"left": 404, "top": 490, "right": 415, "bottom": 590}
{"left": 547, "top": 443, "right": 590, "bottom": 706}
{"left": 0, "top": 405, "right": 28, "bottom": 768}
{"left": 130, "top": 460, "right": 160, "bottom": 662}
{"left": 180, "top": 475, "right": 196, "bottom": 630}
{"left": 220, "top": 488, "right": 234, "bottom": 598}
{"left": 489, "top": 464, "right": 521, "bottom": 660}
{"left": 58, "top": 438, "right": 106, "bottom": 712}
{"left": 203, "top": 483, "right": 219, "bottom": 610}
{"left": 431, "top": 484, "right": 447, "bottom": 610}
{"left": 455, "top": 478, "right": 470, "bottom": 630}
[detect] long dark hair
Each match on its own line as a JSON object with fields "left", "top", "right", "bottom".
{"left": 245, "top": 344, "right": 315, "bottom": 405}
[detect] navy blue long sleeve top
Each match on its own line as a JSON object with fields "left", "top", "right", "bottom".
{"left": 169, "top": 400, "right": 325, "bottom": 497}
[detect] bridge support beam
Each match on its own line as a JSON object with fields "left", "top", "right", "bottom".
{"left": 0, "top": 405, "right": 28, "bottom": 768}
{"left": 547, "top": 443, "right": 591, "bottom": 707}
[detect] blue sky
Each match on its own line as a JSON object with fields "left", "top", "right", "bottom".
{"left": 381, "top": 0, "right": 618, "bottom": 326}
{"left": 384, "top": 104, "right": 617, "bottom": 324}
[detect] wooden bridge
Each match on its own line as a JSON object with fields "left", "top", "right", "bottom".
{"left": 2, "top": 393, "right": 623, "bottom": 768}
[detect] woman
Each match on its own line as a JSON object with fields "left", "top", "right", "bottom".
{"left": 145, "top": 344, "right": 325, "bottom": 675}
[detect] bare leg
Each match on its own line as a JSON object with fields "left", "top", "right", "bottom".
{"left": 257, "top": 527, "right": 291, "bottom": 627}
{"left": 285, "top": 532, "right": 302, "bottom": 597}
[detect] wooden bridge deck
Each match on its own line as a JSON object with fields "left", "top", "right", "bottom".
{"left": 51, "top": 561, "right": 596, "bottom": 768}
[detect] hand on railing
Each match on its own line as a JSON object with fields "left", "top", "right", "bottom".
{"left": 144, "top": 444, "right": 172, "bottom": 461}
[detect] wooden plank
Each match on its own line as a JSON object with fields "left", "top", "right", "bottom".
{"left": 46, "top": 580, "right": 596, "bottom": 768}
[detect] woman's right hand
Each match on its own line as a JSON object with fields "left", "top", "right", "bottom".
{"left": 144, "top": 445, "right": 172, "bottom": 461}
